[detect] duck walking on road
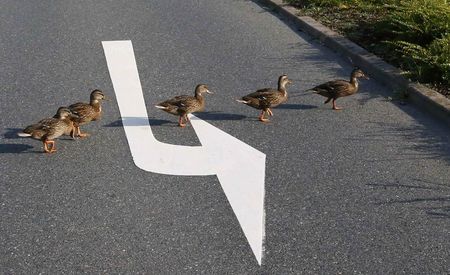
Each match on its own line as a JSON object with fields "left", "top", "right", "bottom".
{"left": 69, "top": 89, "right": 106, "bottom": 137}
{"left": 237, "top": 75, "right": 292, "bottom": 122}
{"left": 155, "top": 84, "right": 212, "bottom": 127}
{"left": 18, "top": 107, "right": 78, "bottom": 153}
{"left": 311, "top": 68, "right": 369, "bottom": 110}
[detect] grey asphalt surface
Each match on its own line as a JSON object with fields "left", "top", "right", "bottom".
{"left": 1, "top": 0, "right": 449, "bottom": 274}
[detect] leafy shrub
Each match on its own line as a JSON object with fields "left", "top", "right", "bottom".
{"left": 284, "top": 0, "right": 399, "bottom": 8}
{"left": 283, "top": 0, "right": 342, "bottom": 7}
{"left": 378, "top": 0, "right": 450, "bottom": 46}
{"left": 391, "top": 35, "right": 450, "bottom": 87}
{"left": 376, "top": 0, "right": 450, "bottom": 88}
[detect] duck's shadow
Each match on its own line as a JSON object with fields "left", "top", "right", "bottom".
{"left": 3, "top": 128, "right": 23, "bottom": 139}
{"left": 276, "top": 104, "right": 318, "bottom": 110}
{"left": 104, "top": 112, "right": 247, "bottom": 128}
{"left": 104, "top": 118, "right": 174, "bottom": 127}
{"left": 0, "top": 143, "right": 35, "bottom": 154}
{"left": 196, "top": 111, "right": 247, "bottom": 121}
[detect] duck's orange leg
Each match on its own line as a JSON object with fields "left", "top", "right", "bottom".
{"left": 332, "top": 99, "right": 342, "bottom": 110}
{"left": 76, "top": 126, "right": 89, "bottom": 138}
{"left": 258, "top": 110, "right": 269, "bottom": 122}
{"left": 178, "top": 116, "right": 186, "bottom": 127}
{"left": 267, "top": 108, "right": 274, "bottom": 116}
{"left": 43, "top": 141, "right": 50, "bottom": 153}
{"left": 43, "top": 140, "right": 57, "bottom": 153}
{"left": 70, "top": 128, "right": 76, "bottom": 139}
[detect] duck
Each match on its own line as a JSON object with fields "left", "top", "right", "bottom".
{"left": 236, "top": 75, "right": 292, "bottom": 122}
{"left": 310, "top": 68, "right": 369, "bottom": 110}
{"left": 69, "top": 89, "right": 106, "bottom": 137}
{"left": 155, "top": 84, "right": 212, "bottom": 127}
{"left": 18, "top": 107, "right": 78, "bottom": 153}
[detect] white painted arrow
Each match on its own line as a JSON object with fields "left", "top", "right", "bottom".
{"left": 102, "top": 41, "right": 266, "bottom": 265}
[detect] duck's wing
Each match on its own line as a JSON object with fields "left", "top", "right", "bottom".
{"left": 23, "top": 117, "right": 54, "bottom": 133}
{"left": 69, "top": 102, "right": 95, "bottom": 122}
{"left": 39, "top": 117, "right": 60, "bottom": 130}
{"left": 243, "top": 88, "right": 280, "bottom": 101}
{"left": 313, "top": 80, "right": 350, "bottom": 97}
{"left": 159, "top": 95, "right": 194, "bottom": 108}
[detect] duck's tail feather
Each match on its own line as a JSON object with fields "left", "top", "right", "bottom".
{"left": 17, "top": 132, "right": 31, "bottom": 137}
{"left": 236, "top": 99, "right": 249, "bottom": 104}
{"left": 304, "top": 88, "right": 318, "bottom": 94}
{"left": 155, "top": 105, "right": 168, "bottom": 110}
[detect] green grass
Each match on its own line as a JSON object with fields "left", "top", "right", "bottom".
{"left": 284, "top": 0, "right": 450, "bottom": 97}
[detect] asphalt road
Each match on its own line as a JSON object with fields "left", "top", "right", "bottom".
{"left": 1, "top": 0, "right": 449, "bottom": 274}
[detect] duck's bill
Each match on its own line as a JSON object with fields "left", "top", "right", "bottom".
{"left": 206, "top": 90, "right": 213, "bottom": 94}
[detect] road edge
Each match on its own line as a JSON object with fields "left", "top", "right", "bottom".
{"left": 255, "top": 0, "right": 450, "bottom": 126}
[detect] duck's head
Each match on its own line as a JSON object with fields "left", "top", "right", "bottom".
{"left": 55, "top": 107, "right": 78, "bottom": 119}
{"left": 351, "top": 68, "right": 369, "bottom": 80}
{"left": 195, "top": 84, "right": 213, "bottom": 96}
{"left": 279, "top": 74, "right": 293, "bottom": 86}
{"left": 90, "top": 89, "right": 106, "bottom": 102}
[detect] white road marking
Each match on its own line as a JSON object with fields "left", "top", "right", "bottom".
{"left": 102, "top": 40, "right": 266, "bottom": 265}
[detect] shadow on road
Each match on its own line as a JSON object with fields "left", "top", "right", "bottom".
{"left": 0, "top": 143, "right": 34, "bottom": 154}
{"left": 276, "top": 103, "right": 317, "bottom": 110}
{"left": 360, "top": 121, "right": 450, "bottom": 163}
{"left": 105, "top": 112, "right": 247, "bottom": 128}
{"left": 103, "top": 118, "right": 174, "bottom": 127}
{"left": 375, "top": 195, "right": 450, "bottom": 220}
{"left": 196, "top": 111, "right": 247, "bottom": 121}
{"left": 369, "top": 176, "right": 450, "bottom": 219}
{"left": 2, "top": 128, "right": 23, "bottom": 139}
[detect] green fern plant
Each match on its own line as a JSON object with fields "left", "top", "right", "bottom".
{"left": 384, "top": 0, "right": 450, "bottom": 45}
{"left": 388, "top": 34, "right": 450, "bottom": 87}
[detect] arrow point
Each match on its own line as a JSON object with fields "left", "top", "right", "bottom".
{"left": 190, "top": 115, "right": 266, "bottom": 265}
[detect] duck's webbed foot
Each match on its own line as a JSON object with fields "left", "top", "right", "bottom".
{"left": 43, "top": 140, "right": 57, "bottom": 153}
{"left": 258, "top": 110, "right": 270, "bottom": 122}
{"left": 75, "top": 126, "right": 89, "bottom": 138}
{"left": 178, "top": 116, "right": 186, "bottom": 127}
{"left": 332, "top": 99, "right": 343, "bottom": 110}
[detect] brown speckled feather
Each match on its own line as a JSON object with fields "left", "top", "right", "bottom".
{"left": 242, "top": 88, "right": 288, "bottom": 110}
{"left": 312, "top": 80, "right": 357, "bottom": 99}
{"left": 155, "top": 84, "right": 210, "bottom": 127}
{"left": 237, "top": 75, "right": 291, "bottom": 122}
{"left": 69, "top": 102, "right": 101, "bottom": 125}
{"left": 22, "top": 115, "right": 74, "bottom": 140}
{"left": 311, "top": 68, "right": 368, "bottom": 110}
{"left": 157, "top": 95, "right": 205, "bottom": 115}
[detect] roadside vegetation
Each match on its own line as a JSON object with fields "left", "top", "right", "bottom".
{"left": 284, "top": 0, "right": 450, "bottom": 97}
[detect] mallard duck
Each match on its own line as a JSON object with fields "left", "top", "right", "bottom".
{"left": 311, "top": 68, "right": 369, "bottom": 110}
{"left": 155, "top": 84, "right": 212, "bottom": 127}
{"left": 69, "top": 89, "right": 106, "bottom": 137}
{"left": 18, "top": 107, "right": 78, "bottom": 153}
{"left": 236, "top": 75, "right": 292, "bottom": 122}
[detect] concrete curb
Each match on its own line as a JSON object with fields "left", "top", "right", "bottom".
{"left": 255, "top": 0, "right": 450, "bottom": 126}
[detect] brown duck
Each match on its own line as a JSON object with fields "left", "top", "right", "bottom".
{"left": 155, "top": 84, "right": 212, "bottom": 127}
{"left": 311, "top": 68, "right": 369, "bottom": 110}
{"left": 237, "top": 75, "right": 292, "bottom": 122}
{"left": 69, "top": 89, "right": 106, "bottom": 137}
{"left": 18, "top": 107, "right": 78, "bottom": 153}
